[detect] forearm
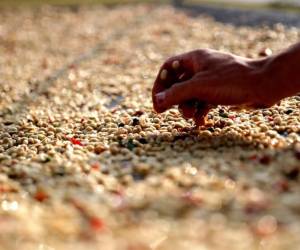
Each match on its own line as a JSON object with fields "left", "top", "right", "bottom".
{"left": 266, "top": 42, "right": 300, "bottom": 99}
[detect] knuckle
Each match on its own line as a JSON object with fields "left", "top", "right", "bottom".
{"left": 164, "top": 88, "right": 173, "bottom": 102}
{"left": 171, "top": 83, "right": 183, "bottom": 95}
{"left": 165, "top": 56, "right": 177, "bottom": 65}
{"left": 195, "top": 49, "right": 209, "bottom": 57}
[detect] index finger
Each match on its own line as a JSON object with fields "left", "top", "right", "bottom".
{"left": 152, "top": 56, "right": 194, "bottom": 113}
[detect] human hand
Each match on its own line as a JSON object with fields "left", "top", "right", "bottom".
{"left": 152, "top": 49, "right": 278, "bottom": 126}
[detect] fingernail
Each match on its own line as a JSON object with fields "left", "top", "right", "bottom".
{"left": 155, "top": 92, "right": 166, "bottom": 107}
{"left": 178, "top": 72, "right": 185, "bottom": 80}
{"left": 160, "top": 69, "right": 168, "bottom": 80}
{"left": 172, "top": 60, "right": 180, "bottom": 69}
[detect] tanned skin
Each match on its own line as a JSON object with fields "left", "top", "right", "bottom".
{"left": 152, "top": 43, "right": 300, "bottom": 126}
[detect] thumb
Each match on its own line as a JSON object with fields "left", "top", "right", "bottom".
{"left": 154, "top": 78, "right": 197, "bottom": 112}
{"left": 194, "top": 104, "right": 211, "bottom": 127}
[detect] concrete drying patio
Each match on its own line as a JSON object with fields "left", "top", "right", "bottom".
{"left": 1, "top": 3, "right": 300, "bottom": 250}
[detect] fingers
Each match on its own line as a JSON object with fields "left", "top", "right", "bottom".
{"left": 178, "top": 101, "right": 197, "bottom": 119}
{"left": 152, "top": 57, "right": 185, "bottom": 92}
{"left": 193, "top": 103, "right": 211, "bottom": 127}
{"left": 152, "top": 59, "right": 184, "bottom": 112}
{"left": 178, "top": 101, "right": 212, "bottom": 126}
{"left": 154, "top": 77, "right": 198, "bottom": 112}
{"left": 152, "top": 54, "right": 197, "bottom": 112}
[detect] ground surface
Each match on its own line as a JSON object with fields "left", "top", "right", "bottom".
{"left": 1, "top": 4, "right": 300, "bottom": 250}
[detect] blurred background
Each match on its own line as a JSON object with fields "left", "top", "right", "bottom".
{"left": 1, "top": 0, "right": 300, "bottom": 11}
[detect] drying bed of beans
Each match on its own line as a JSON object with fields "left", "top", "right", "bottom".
{"left": 1, "top": 4, "right": 300, "bottom": 250}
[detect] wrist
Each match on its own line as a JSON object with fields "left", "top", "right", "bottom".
{"left": 246, "top": 56, "right": 281, "bottom": 107}
{"left": 263, "top": 47, "right": 300, "bottom": 101}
